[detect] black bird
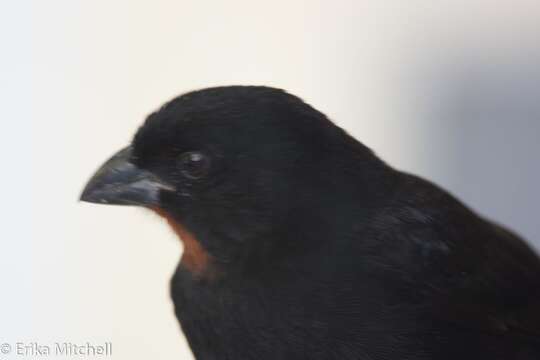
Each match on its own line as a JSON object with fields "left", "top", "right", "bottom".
{"left": 81, "top": 86, "right": 540, "bottom": 359}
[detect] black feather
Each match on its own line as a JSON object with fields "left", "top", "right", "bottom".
{"left": 125, "top": 86, "right": 540, "bottom": 359}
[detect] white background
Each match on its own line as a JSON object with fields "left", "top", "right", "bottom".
{"left": 2, "top": 1, "right": 539, "bottom": 359}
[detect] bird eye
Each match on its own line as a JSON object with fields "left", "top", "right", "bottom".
{"left": 177, "top": 151, "right": 211, "bottom": 179}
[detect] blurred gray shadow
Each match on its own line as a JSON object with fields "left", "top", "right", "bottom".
{"left": 421, "top": 51, "right": 540, "bottom": 247}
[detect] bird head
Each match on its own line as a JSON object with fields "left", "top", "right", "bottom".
{"left": 80, "top": 86, "right": 386, "bottom": 276}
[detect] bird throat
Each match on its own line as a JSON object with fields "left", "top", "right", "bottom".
{"left": 152, "top": 208, "right": 211, "bottom": 276}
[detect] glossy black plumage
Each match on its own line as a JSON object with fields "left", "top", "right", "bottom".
{"left": 82, "top": 86, "right": 540, "bottom": 359}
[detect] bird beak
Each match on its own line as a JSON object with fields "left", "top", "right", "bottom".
{"left": 80, "top": 146, "right": 175, "bottom": 207}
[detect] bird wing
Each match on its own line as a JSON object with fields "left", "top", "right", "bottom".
{"left": 377, "top": 174, "right": 540, "bottom": 355}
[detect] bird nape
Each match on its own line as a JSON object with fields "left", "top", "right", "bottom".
{"left": 80, "top": 86, "right": 540, "bottom": 360}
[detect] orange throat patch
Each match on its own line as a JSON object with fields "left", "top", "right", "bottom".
{"left": 152, "top": 208, "right": 211, "bottom": 275}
